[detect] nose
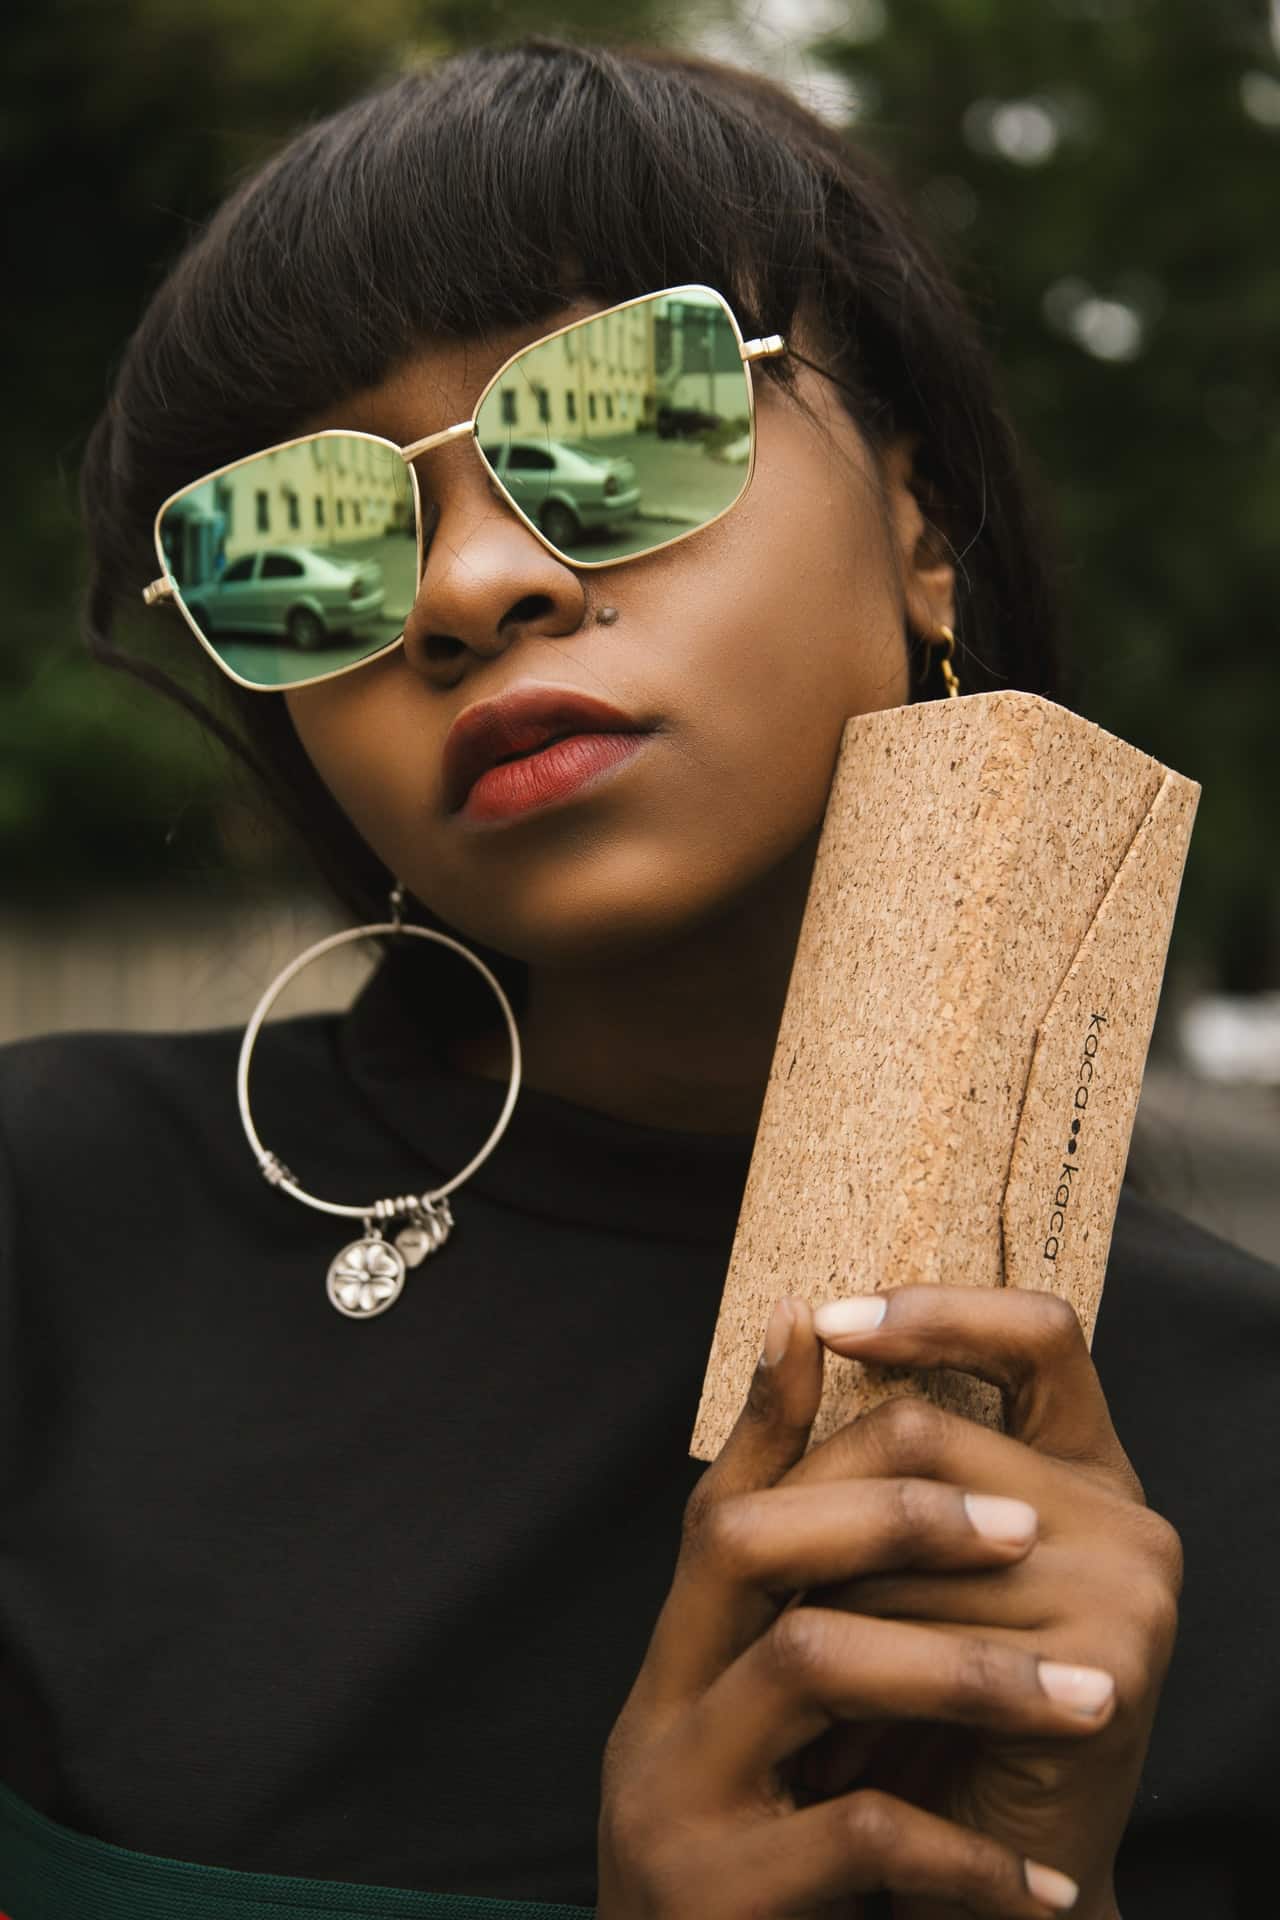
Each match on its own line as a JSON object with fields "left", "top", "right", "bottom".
{"left": 400, "top": 454, "right": 588, "bottom": 682}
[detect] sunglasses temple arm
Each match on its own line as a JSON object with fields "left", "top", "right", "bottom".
{"left": 741, "top": 335, "right": 786, "bottom": 361}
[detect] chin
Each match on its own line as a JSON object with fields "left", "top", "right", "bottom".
{"left": 424, "top": 864, "right": 747, "bottom": 973}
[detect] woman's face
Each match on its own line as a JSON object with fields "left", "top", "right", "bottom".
{"left": 284, "top": 303, "right": 955, "bottom": 969}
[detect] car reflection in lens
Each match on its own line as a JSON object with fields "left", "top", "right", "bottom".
{"left": 184, "top": 545, "right": 386, "bottom": 651}
{"left": 480, "top": 439, "right": 642, "bottom": 555}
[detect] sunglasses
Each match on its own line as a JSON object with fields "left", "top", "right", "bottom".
{"left": 141, "top": 284, "right": 787, "bottom": 693}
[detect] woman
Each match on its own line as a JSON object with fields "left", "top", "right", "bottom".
{"left": 0, "top": 37, "right": 1274, "bottom": 1920}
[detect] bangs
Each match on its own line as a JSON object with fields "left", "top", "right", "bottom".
{"left": 131, "top": 43, "right": 823, "bottom": 511}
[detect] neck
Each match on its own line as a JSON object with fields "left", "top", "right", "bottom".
{"left": 444, "top": 830, "right": 821, "bottom": 1134}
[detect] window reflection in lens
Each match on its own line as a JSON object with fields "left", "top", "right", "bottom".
{"left": 158, "top": 432, "right": 416, "bottom": 688}
{"left": 474, "top": 290, "right": 752, "bottom": 564}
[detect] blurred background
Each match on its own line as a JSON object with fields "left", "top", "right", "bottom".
{"left": 2, "top": 0, "right": 1277, "bottom": 1260}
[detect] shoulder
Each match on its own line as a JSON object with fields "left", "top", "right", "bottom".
{"left": 1098, "top": 1196, "right": 1280, "bottom": 1840}
{"left": 0, "top": 1015, "right": 336, "bottom": 1192}
{"left": 0, "top": 1019, "right": 240, "bottom": 1102}
{"left": 1103, "top": 1180, "right": 1280, "bottom": 1344}
{"left": 1094, "top": 1180, "right": 1280, "bottom": 1519}
{"left": 0, "top": 1023, "right": 240, "bottom": 1160}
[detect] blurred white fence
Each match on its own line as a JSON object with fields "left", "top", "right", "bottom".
{"left": 0, "top": 894, "right": 374, "bottom": 1043}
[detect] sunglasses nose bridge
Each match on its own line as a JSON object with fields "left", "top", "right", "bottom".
{"left": 405, "top": 432, "right": 535, "bottom": 576}
{"left": 400, "top": 419, "right": 475, "bottom": 464}
{"left": 398, "top": 495, "right": 590, "bottom": 676}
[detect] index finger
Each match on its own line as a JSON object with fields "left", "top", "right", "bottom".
{"left": 810, "top": 1283, "right": 1138, "bottom": 1490}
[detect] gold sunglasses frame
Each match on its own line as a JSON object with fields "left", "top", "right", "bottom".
{"left": 141, "top": 283, "right": 786, "bottom": 694}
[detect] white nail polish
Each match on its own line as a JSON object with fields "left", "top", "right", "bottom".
{"left": 1024, "top": 1859, "right": 1079, "bottom": 1910}
{"left": 964, "top": 1492, "right": 1038, "bottom": 1543}
{"left": 812, "top": 1296, "right": 887, "bottom": 1336}
{"left": 1038, "top": 1661, "right": 1115, "bottom": 1713}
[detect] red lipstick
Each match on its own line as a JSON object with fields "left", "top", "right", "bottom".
{"left": 443, "top": 684, "right": 654, "bottom": 821}
{"left": 461, "top": 731, "right": 653, "bottom": 822}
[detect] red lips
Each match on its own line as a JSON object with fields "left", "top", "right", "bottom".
{"left": 443, "top": 683, "right": 651, "bottom": 813}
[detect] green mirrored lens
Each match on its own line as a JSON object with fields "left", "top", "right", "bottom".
{"left": 474, "top": 290, "right": 751, "bottom": 565}
{"left": 158, "top": 434, "right": 416, "bottom": 688}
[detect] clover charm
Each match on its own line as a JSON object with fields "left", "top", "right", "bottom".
{"left": 326, "top": 1234, "right": 406, "bottom": 1319}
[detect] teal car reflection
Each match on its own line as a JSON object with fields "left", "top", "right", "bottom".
{"left": 480, "top": 438, "right": 641, "bottom": 549}
{"left": 185, "top": 546, "right": 385, "bottom": 650}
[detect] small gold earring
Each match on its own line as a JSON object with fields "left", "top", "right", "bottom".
{"left": 931, "top": 624, "right": 961, "bottom": 698}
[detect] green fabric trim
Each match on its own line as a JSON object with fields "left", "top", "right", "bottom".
{"left": 0, "top": 1780, "right": 596, "bottom": 1920}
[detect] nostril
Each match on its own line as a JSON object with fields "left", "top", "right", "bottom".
{"left": 504, "top": 593, "right": 556, "bottom": 627}
{"left": 422, "top": 632, "right": 466, "bottom": 663}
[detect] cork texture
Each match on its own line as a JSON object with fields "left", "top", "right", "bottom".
{"left": 689, "top": 691, "right": 1199, "bottom": 1462}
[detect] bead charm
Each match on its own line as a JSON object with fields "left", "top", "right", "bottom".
{"left": 395, "top": 1198, "right": 454, "bottom": 1267}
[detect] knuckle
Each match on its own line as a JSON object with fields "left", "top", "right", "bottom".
{"left": 1138, "top": 1509, "right": 1185, "bottom": 1596}
{"left": 1130, "top": 1567, "right": 1181, "bottom": 1659}
{"left": 866, "top": 1394, "right": 948, "bottom": 1475}
{"left": 839, "top": 1787, "right": 899, "bottom": 1861}
{"left": 885, "top": 1474, "right": 938, "bottom": 1543}
{"left": 950, "top": 1635, "right": 1017, "bottom": 1713}
{"left": 766, "top": 1604, "right": 836, "bottom": 1687}
{"left": 699, "top": 1493, "right": 761, "bottom": 1578}
{"left": 1027, "top": 1289, "right": 1084, "bottom": 1360}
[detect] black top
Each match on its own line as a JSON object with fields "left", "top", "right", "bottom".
{"left": 0, "top": 938, "right": 1275, "bottom": 1917}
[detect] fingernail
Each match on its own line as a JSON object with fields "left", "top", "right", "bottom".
{"left": 760, "top": 1297, "right": 795, "bottom": 1367}
{"left": 1024, "top": 1859, "right": 1078, "bottom": 1910}
{"left": 963, "top": 1492, "right": 1038, "bottom": 1544}
{"left": 1037, "top": 1661, "right": 1115, "bottom": 1714}
{"left": 812, "top": 1296, "right": 887, "bottom": 1337}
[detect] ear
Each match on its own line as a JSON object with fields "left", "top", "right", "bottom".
{"left": 879, "top": 432, "right": 956, "bottom": 642}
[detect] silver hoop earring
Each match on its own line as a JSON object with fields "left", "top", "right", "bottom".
{"left": 236, "top": 883, "right": 522, "bottom": 1320}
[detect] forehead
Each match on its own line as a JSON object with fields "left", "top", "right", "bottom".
{"left": 300, "top": 296, "right": 606, "bottom": 444}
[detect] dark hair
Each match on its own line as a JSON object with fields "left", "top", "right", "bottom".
{"left": 80, "top": 37, "right": 1064, "bottom": 1004}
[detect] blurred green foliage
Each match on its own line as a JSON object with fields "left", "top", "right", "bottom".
{"left": 4, "top": 0, "right": 1278, "bottom": 987}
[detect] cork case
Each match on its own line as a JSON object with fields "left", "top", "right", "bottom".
{"left": 689, "top": 690, "right": 1200, "bottom": 1461}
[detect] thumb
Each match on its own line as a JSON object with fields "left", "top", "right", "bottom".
{"left": 638, "top": 1298, "right": 825, "bottom": 1711}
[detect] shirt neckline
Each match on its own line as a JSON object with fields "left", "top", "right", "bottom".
{"left": 334, "top": 941, "right": 757, "bottom": 1244}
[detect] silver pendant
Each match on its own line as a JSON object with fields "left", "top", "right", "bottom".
{"left": 395, "top": 1197, "right": 454, "bottom": 1267}
{"left": 327, "top": 1232, "right": 406, "bottom": 1319}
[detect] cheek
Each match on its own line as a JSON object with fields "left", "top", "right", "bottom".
{"left": 283, "top": 663, "right": 429, "bottom": 850}
{"left": 651, "top": 436, "right": 910, "bottom": 835}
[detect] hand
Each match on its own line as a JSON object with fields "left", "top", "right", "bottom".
{"left": 785, "top": 1285, "right": 1183, "bottom": 1920}
{"left": 597, "top": 1298, "right": 1111, "bottom": 1919}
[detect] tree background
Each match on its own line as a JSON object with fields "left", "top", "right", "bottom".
{"left": 4, "top": 0, "right": 1278, "bottom": 998}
